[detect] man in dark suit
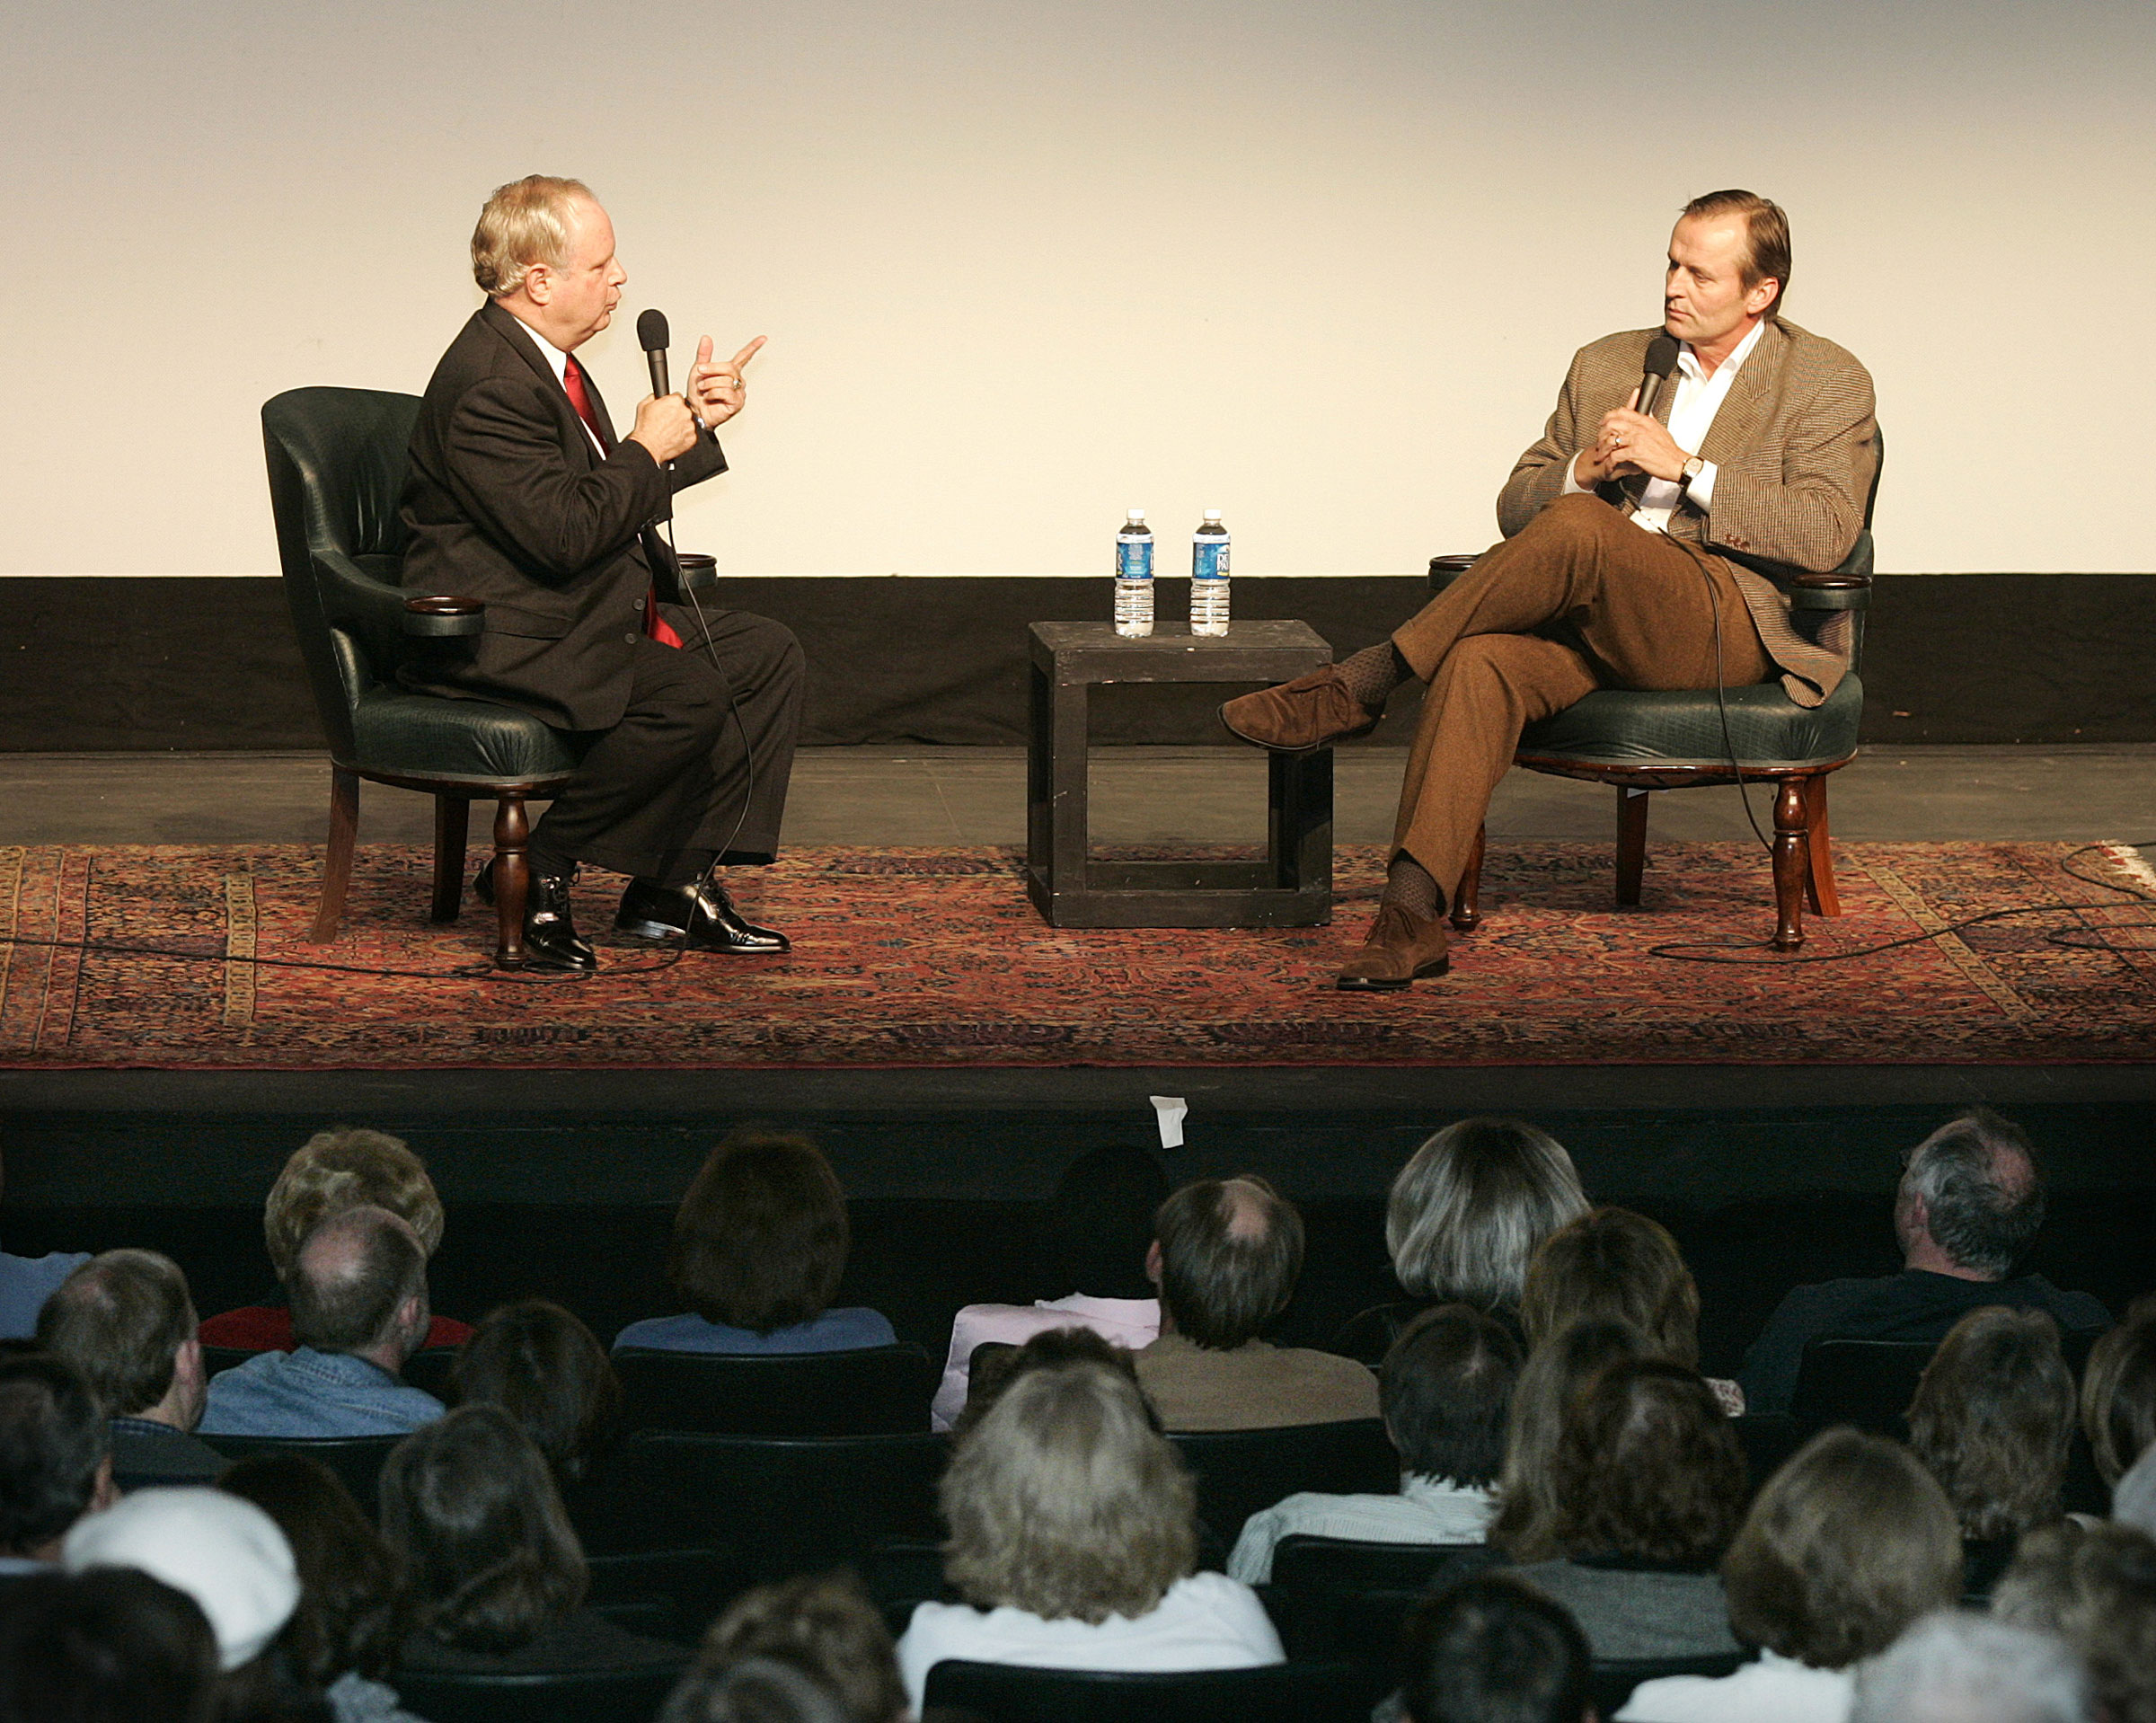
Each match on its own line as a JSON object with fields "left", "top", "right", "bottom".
{"left": 400, "top": 174, "right": 803, "bottom": 972}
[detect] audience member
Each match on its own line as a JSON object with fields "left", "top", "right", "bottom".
{"left": 217, "top": 1454, "right": 421, "bottom": 1723}
{"left": 0, "top": 1146, "right": 91, "bottom": 1341}
{"left": 199, "top": 1208, "right": 443, "bottom": 1439}
{"left": 1387, "top": 1573, "right": 1593, "bottom": 1723}
{"left": 1740, "top": 1109, "right": 2109, "bottom": 1417}
{"left": 1488, "top": 1319, "right": 1653, "bottom": 1563}
{"left": 1993, "top": 1519, "right": 2156, "bottom": 1723}
{"left": 0, "top": 1566, "right": 220, "bottom": 1723}
{"left": 0, "top": 1354, "right": 115, "bottom": 1573}
{"left": 448, "top": 1298, "right": 622, "bottom": 1485}
{"left": 2080, "top": 1294, "right": 2156, "bottom": 1490}
{"left": 896, "top": 1358, "right": 1282, "bottom": 1710}
{"left": 1333, "top": 1119, "right": 1587, "bottom": 1365}
{"left": 2117, "top": 1442, "right": 2156, "bottom": 1537}
{"left": 615, "top": 1131, "right": 896, "bottom": 1356}
{"left": 664, "top": 1573, "right": 907, "bottom": 1723}
{"left": 1848, "top": 1612, "right": 2091, "bottom": 1723}
{"left": 1908, "top": 1306, "right": 2075, "bottom": 1596}
{"left": 1508, "top": 1358, "right": 1747, "bottom": 1660}
{"left": 200, "top": 1128, "right": 470, "bottom": 1355}
{"left": 1133, "top": 1176, "right": 1378, "bottom": 1430}
{"left": 377, "top": 1404, "right": 685, "bottom": 1679}
{"left": 953, "top": 1324, "right": 1147, "bottom": 1437}
{"left": 1229, "top": 1303, "right": 1520, "bottom": 1583}
{"left": 61, "top": 1485, "right": 320, "bottom": 1722}
{"left": 661, "top": 1657, "right": 850, "bottom": 1723}
{"left": 38, "top": 1250, "right": 224, "bottom": 1486}
{"left": 932, "top": 1145, "right": 1167, "bottom": 1431}
{"left": 1618, "top": 1427, "right": 1962, "bottom": 1720}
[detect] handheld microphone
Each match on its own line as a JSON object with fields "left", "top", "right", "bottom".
{"left": 637, "top": 308, "right": 672, "bottom": 398}
{"left": 1636, "top": 332, "right": 1681, "bottom": 420}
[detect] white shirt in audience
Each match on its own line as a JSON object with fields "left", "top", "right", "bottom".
{"left": 931, "top": 1294, "right": 1161, "bottom": 1431}
{"left": 1225, "top": 1473, "right": 1496, "bottom": 1584}
{"left": 895, "top": 1570, "right": 1282, "bottom": 1711}
{"left": 1619, "top": 1650, "right": 1851, "bottom": 1722}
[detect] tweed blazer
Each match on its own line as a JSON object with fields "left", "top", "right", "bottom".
{"left": 1498, "top": 318, "right": 1878, "bottom": 707}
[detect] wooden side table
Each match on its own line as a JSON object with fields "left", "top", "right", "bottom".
{"left": 1026, "top": 621, "right": 1334, "bottom": 928}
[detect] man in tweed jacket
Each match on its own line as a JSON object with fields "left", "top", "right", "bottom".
{"left": 1223, "top": 190, "right": 1878, "bottom": 990}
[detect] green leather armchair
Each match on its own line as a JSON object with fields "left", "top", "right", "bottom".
{"left": 262, "top": 386, "right": 582, "bottom": 966}
{"left": 1431, "top": 433, "right": 1881, "bottom": 951}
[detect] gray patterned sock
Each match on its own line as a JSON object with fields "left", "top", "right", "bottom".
{"left": 1338, "top": 642, "right": 1417, "bottom": 710}
{"left": 1383, "top": 852, "right": 1444, "bottom": 920}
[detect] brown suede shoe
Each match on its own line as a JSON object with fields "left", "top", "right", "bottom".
{"left": 1336, "top": 904, "right": 1451, "bottom": 991}
{"left": 1219, "top": 665, "right": 1381, "bottom": 752}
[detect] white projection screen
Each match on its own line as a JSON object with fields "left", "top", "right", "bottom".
{"left": 5, "top": 0, "right": 2152, "bottom": 579}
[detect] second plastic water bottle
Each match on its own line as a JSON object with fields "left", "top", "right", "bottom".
{"left": 1114, "top": 509, "right": 1154, "bottom": 638}
{"left": 1190, "top": 510, "right": 1231, "bottom": 636}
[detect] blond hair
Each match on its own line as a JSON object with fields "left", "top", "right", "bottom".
{"left": 262, "top": 1127, "right": 444, "bottom": 1280}
{"left": 941, "top": 1360, "right": 1195, "bottom": 1623}
{"left": 472, "top": 175, "right": 595, "bottom": 298}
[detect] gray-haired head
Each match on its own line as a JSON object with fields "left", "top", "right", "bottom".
{"left": 2115, "top": 1442, "right": 2156, "bottom": 1537}
{"left": 1386, "top": 1119, "right": 1587, "bottom": 1309}
{"left": 1850, "top": 1612, "right": 2090, "bottom": 1723}
{"left": 1896, "top": 1109, "right": 2044, "bottom": 1278}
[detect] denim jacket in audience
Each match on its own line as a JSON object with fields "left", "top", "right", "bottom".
{"left": 199, "top": 1347, "right": 445, "bottom": 1438}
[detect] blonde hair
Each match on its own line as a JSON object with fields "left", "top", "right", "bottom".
{"left": 1385, "top": 1120, "right": 1586, "bottom": 1309}
{"left": 472, "top": 175, "right": 595, "bottom": 298}
{"left": 941, "top": 1360, "right": 1195, "bottom": 1624}
{"left": 263, "top": 1127, "right": 444, "bottom": 1280}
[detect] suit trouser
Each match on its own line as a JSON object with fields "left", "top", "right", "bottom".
{"left": 1388, "top": 493, "right": 1772, "bottom": 902}
{"left": 529, "top": 608, "right": 805, "bottom": 885}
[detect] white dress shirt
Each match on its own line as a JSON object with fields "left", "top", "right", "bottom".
{"left": 503, "top": 310, "right": 607, "bottom": 455}
{"left": 1561, "top": 317, "right": 1767, "bottom": 532}
{"left": 1225, "top": 1473, "right": 1496, "bottom": 1584}
{"left": 1618, "top": 1649, "right": 1852, "bottom": 1722}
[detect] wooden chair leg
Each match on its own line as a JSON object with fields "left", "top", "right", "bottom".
{"left": 491, "top": 794, "right": 531, "bottom": 968}
{"left": 307, "top": 765, "right": 360, "bottom": 944}
{"left": 1615, "top": 787, "right": 1650, "bottom": 906}
{"left": 431, "top": 796, "right": 470, "bottom": 923}
{"left": 1802, "top": 774, "right": 1842, "bottom": 917}
{"left": 1450, "top": 826, "right": 1485, "bottom": 932}
{"left": 1772, "top": 778, "right": 1810, "bottom": 950}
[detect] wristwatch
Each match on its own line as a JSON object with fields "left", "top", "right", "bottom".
{"left": 1677, "top": 455, "right": 1707, "bottom": 498}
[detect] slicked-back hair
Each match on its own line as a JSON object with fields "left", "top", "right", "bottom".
{"left": 450, "top": 1300, "right": 622, "bottom": 1485}
{"left": 0, "top": 1568, "right": 220, "bottom": 1723}
{"left": 954, "top": 1323, "right": 1148, "bottom": 1439}
{"left": 1381, "top": 1305, "right": 1522, "bottom": 1488}
{"left": 378, "top": 1405, "right": 588, "bottom": 1655}
{"left": 288, "top": 1206, "right": 427, "bottom": 1356}
{"left": 1548, "top": 1358, "right": 1746, "bottom": 1568}
{"left": 1900, "top": 1108, "right": 2046, "bottom": 1278}
{"left": 1398, "top": 1572, "right": 1591, "bottom": 1723}
{"left": 472, "top": 174, "right": 596, "bottom": 298}
{"left": 1682, "top": 189, "right": 1792, "bottom": 314}
{"left": 1489, "top": 1319, "right": 1654, "bottom": 1563}
{"left": 1908, "top": 1306, "right": 2075, "bottom": 1542}
{"left": 1724, "top": 1427, "right": 1962, "bottom": 1670}
{"left": 1993, "top": 1519, "right": 2156, "bottom": 1723}
{"left": 0, "top": 1355, "right": 109, "bottom": 1556}
{"left": 668, "top": 1132, "right": 851, "bottom": 1335}
{"left": 677, "top": 1574, "right": 908, "bottom": 1723}
{"left": 1153, "top": 1176, "right": 1303, "bottom": 1351}
{"left": 218, "top": 1454, "right": 405, "bottom": 1688}
{"left": 2081, "top": 1294, "right": 2156, "bottom": 1487}
{"left": 1521, "top": 1206, "right": 1702, "bottom": 1368}
{"left": 941, "top": 1359, "right": 1197, "bottom": 1624}
{"left": 1386, "top": 1120, "right": 1587, "bottom": 1311}
{"left": 262, "top": 1127, "right": 445, "bottom": 1281}
{"left": 37, "top": 1250, "right": 196, "bottom": 1420}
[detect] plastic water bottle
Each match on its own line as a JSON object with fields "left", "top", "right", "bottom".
{"left": 1190, "top": 509, "right": 1231, "bottom": 635}
{"left": 1114, "top": 509, "right": 1154, "bottom": 638}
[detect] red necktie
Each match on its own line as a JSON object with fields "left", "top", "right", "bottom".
{"left": 563, "top": 356, "right": 683, "bottom": 649}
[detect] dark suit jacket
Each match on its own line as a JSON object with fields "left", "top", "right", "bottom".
{"left": 398, "top": 299, "right": 729, "bottom": 731}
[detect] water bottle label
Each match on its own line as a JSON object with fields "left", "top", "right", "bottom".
{"left": 1117, "top": 539, "right": 1154, "bottom": 581}
{"left": 1192, "top": 541, "right": 1230, "bottom": 580}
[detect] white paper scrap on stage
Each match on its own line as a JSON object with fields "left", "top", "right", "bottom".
{"left": 1149, "top": 1096, "right": 1188, "bottom": 1150}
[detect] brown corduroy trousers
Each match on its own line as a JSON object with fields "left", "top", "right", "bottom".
{"left": 1388, "top": 493, "right": 1772, "bottom": 900}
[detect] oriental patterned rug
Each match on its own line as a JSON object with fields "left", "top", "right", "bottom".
{"left": 2, "top": 842, "right": 2153, "bottom": 1070}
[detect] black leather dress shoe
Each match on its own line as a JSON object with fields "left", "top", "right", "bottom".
{"left": 616, "top": 878, "right": 790, "bottom": 954}
{"left": 474, "top": 861, "right": 596, "bottom": 974}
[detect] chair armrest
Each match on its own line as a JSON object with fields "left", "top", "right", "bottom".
{"left": 402, "top": 594, "right": 486, "bottom": 637}
{"left": 1428, "top": 553, "right": 1480, "bottom": 594}
{"left": 1787, "top": 573, "right": 1870, "bottom": 612}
